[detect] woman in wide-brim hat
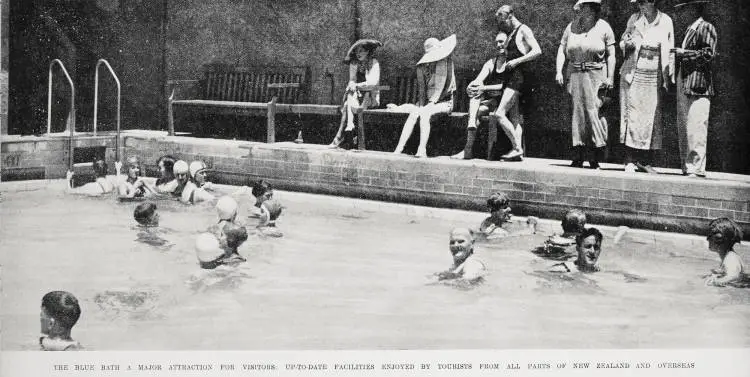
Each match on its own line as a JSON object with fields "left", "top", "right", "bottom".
{"left": 329, "top": 39, "right": 383, "bottom": 149}
{"left": 393, "top": 34, "right": 457, "bottom": 158}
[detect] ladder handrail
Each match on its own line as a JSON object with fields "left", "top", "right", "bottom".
{"left": 47, "top": 59, "right": 76, "bottom": 170}
{"left": 93, "top": 59, "right": 121, "bottom": 160}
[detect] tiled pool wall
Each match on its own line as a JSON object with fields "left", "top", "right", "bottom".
{"left": 2, "top": 132, "right": 749, "bottom": 238}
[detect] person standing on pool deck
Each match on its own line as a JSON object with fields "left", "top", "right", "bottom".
{"left": 493, "top": 4, "right": 542, "bottom": 161}
{"left": 393, "top": 34, "right": 457, "bottom": 158}
{"left": 39, "top": 291, "right": 83, "bottom": 351}
{"left": 436, "top": 228, "right": 486, "bottom": 282}
{"left": 672, "top": 0, "right": 717, "bottom": 178}
{"left": 704, "top": 218, "right": 745, "bottom": 287}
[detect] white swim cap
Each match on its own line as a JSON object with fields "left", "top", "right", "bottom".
{"left": 195, "top": 233, "right": 223, "bottom": 263}
{"left": 173, "top": 160, "right": 189, "bottom": 175}
{"left": 216, "top": 196, "right": 238, "bottom": 220}
{"left": 189, "top": 161, "right": 207, "bottom": 179}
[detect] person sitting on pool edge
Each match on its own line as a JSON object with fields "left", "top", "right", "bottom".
{"left": 477, "top": 192, "right": 537, "bottom": 239}
{"left": 543, "top": 209, "right": 587, "bottom": 255}
{"left": 40, "top": 291, "right": 83, "bottom": 351}
{"left": 550, "top": 227, "right": 603, "bottom": 273}
{"left": 117, "top": 156, "right": 151, "bottom": 200}
{"left": 704, "top": 217, "right": 746, "bottom": 287}
{"left": 65, "top": 159, "right": 115, "bottom": 196}
{"left": 436, "top": 228, "right": 486, "bottom": 282}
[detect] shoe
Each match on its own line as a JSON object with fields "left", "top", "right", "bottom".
{"left": 570, "top": 160, "right": 584, "bottom": 168}
{"left": 687, "top": 173, "right": 697, "bottom": 178}
{"left": 588, "top": 161, "right": 600, "bottom": 170}
{"left": 501, "top": 149, "right": 523, "bottom": 160}
{"left": 451, "top": 151, "right": 465, "bottom": 159}
{"left": 642, "top": 165, "right": 658, "bottom": 174}
{"left": 624, "top": 163, "right": 636, "bottom": 173}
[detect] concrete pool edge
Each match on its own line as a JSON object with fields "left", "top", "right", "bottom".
{"left": 2, "top": 131, "right": 749, "bottom": 239}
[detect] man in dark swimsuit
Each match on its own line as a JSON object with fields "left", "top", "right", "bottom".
{"left": 494, "top": 5, "right": 542, "bottom": 160}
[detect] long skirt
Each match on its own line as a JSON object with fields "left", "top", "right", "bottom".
{"left": 568, "top": 68, "right": 607, "bottom": 147}
{"left": 620, "top": 46, "right": 663, "bottom": 150}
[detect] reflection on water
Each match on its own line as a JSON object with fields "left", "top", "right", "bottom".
{"left": 1, "top": 184, "right": 749, "bottom": 350}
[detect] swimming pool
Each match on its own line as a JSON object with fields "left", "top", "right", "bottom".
{"left": 1, "top": 180, "right": 748, "bottom": 350}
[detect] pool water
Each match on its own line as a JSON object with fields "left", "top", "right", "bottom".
{"left": 1, "top": 181, "right": 748, "bottom": 350}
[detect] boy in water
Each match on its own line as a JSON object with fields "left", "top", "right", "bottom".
{"left": 134, "top": 202, "right": 160, "bottom": 227}
{"left": 250, "top": 180, "right": 274, "bottom": 216}
{"left": 436, "top": 228, "right": 486, "bottom": 282}
{"left": 39, "top": 291, "right": 83, "bottom": 351}
{"left": 550, "top": 227, "right": 603, "bottom": 273}
{"left": 220, "top": 223, "right": 249, "bottom": 264}
{"left": 544, "top": 209, "right": 587, "bottom": 255}
{"left": 477, "top": 192, "right": 537, "bottom": 238}
{"left": 704, "top": 218, "right": 745, "bottom": 287}
{"left": 133, "top": 202, "right": 173, "bottom": 249}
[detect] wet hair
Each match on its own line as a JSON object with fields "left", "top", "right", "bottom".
{"left": 562, "top": 209, "right": 587, "bottom": 234}
{"left": 487, "top": 192, "right": 511, "bottom": 212}
{"left": 576, "top": 227, "right": 603, "bottom": 247}
{"left": 495, "top": 4, "right": 513, "bottom": 17}
{"left": 92, "top": 159, "right": 107, "bottom": 178}
{"left": 708, "top": 218, "right": 743, "bottom": 250}
{"left": 223, "top": 223, "right": 249, "bottom": 250}
{"left": 41, "top": 291, "right": 81, "bottom": 330}
{"left": 134, "top": 202, "right": 157, "bottom": 225}
{"left": 251, "top": 180, "right": 273, "bottom": 199}
{"left": 155, "top": 155, "right": 176, "bottom": 185}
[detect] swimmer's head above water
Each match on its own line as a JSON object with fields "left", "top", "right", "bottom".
{"left": 575, "top": 227, "right": 603, "bottom": 272}
{"left": 449, "top": 227, "right": 475, "bottom": 266}
{"left": 216, "top": 196, "right": 239, "bottom": 222}
{"left": 562, "top": 209, "right": 587, "bottom": 235}
{"left": 173, "top": 160, "right": 190, "bottom": 185}
{"left": 707, "top": 217, "right": 743, "bottom": 253}
{"left": 92, "top": 159, "right": 108, "bottom": 178}
{"left": 251, "top": 180, "right": 274, "bottom": 207}
{"left": 134, "top": 202, "right": 159, "bottom": 226}
{"left": 40, "top": 291, "right": 81, "bottom": 347}
{"left": 487, "top": 192, "right": 512, "bottom": 223}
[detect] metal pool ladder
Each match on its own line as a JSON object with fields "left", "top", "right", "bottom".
{"left": 47, "top": 59, "right": 76, "bottom": 169}
{"left": 93, "top": 59, "right": 121, "bottom": 160}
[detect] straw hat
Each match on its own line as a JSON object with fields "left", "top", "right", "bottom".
{"left": 574, "top": 0, "right": 601, "bottom": 10}
{"left": 674, "top": 0, "right": 710, "bottom": 7}
{"left": 416, "top": 34, "right": 457, "bottom": 65}
{"left": 195, "top": 233, "right": 224, "bottom": 264}
{"left": 344, "top": 39, "right": 383, "bottom": 63}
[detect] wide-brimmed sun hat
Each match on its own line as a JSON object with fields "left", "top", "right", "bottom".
{"left": 344, "top": 39, "right": 383, "bottom": 63}
{"left": 674, "top": 0, "right": 711, "bottom": 7}
{"left": 416, "top": 34, "right": 457, "bottom": 65}
{"left": 574, "top": 0, "right": 601, "bottom": 10}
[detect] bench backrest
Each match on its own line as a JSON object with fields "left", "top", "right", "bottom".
{"left": 201, "top": 64, "right": 312, "bottom": 104}
{"left": 379, "top": 68, "right": 478, "bottom": 113}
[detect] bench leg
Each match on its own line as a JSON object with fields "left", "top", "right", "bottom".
{"left": 167, "top": 98, "right": 175, "bottom": 136}
{"left": 357, "top": 108, "right": 365, "bottom": 150}
{"left": 266, "top": 96, "right": 277, "bottom": 143}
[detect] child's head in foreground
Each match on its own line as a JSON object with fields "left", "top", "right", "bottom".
{"left": 251, "top": 180, "right": 274, "bottom": 207}
{"left": 222, "top": 222, "right": 249, "bottom": 254}
{"left": 41, "top": 291, "right": 81, "bottom": 338}
{"left": 487, "top": 192, "right": 511, "bottom": 222}
{"left": 562, "top": 209, "right": 587, "bottom": 235}
{"left": 216, "top": 196, "right": 239, "bottom": 223}
{"left": 576, "top": 227, "right": 603, "bottom": 271}
{"left": 707, "top": 217, "right": 743, "bottom": 253}
{"left": 449, "top": 227, "right": 476, "bottom": 266}
{"left": 134, "top": 202, "right": 159, "bottom": 226}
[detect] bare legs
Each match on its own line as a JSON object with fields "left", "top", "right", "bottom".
{"left": 393, "top": 101, "right": 452, "bottom": 157}
{"left": 497, "top": 88, "right": 523, "bottom": 160}
{"left": 330, "top": 93, "right": 369, "bottom": 147}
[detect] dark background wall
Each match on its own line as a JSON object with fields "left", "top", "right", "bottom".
{"left": 6, "top": 0, "right": 750, "bottom": 174}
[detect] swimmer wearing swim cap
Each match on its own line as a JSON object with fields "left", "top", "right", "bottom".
{"left": 195, "top": 233, "right": 226, "bottom": 269}
{"left": 189, "top": 161, "right": 214, "bottom": 190}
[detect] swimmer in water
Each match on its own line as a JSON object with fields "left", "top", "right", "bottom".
{"left": 477, "top": 192, "right": 537, "bottom": 239}
{"left": 134, "top": 202, "right": 160, "bottom": 227}
{"left": 208, "top": 196, "right": 243, "bottom": 238}
{"left": 543, "top": 209, "right": 587, "bottom": 255}
{"left": 220, "top": 222, "right": 249, "bottom": 263}
{"left": 704, "top": 218, "right": 746, "bottom": 287}
{"left": 435, "top": 228, "right": 486, "bottom": 282}
{"left": 39, "top": 291, "right": 83, "bottom": 351}
{"left": 549, "top": 227, "right": 603, "bottom": 273}
{"left": 257, "top": 197, "right": 284, "bottom": 238}
{"left": 154, "top": 155, "right": 178, "bottom": 194}
{"left": 249, "top": 180, "right": 274, "bottom": 218}
{"left": 189, "top": 160, "right": 215, "bottom": 191}
{"left": 173, "top": 160, "right": 214, "bottom": 204}
{"left": 65, "top": 159, "right": 115, "bottom": 196}
{"left": 117, "top": 156, "right": 152, "bottom": 200}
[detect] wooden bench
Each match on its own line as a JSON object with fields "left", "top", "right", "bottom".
{"left": 167, "top": 64, "right": 339, "bottom": 142}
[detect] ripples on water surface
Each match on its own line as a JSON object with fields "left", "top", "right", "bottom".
{"left": 1, "top": 183, "right": 748, "bottom": 350}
